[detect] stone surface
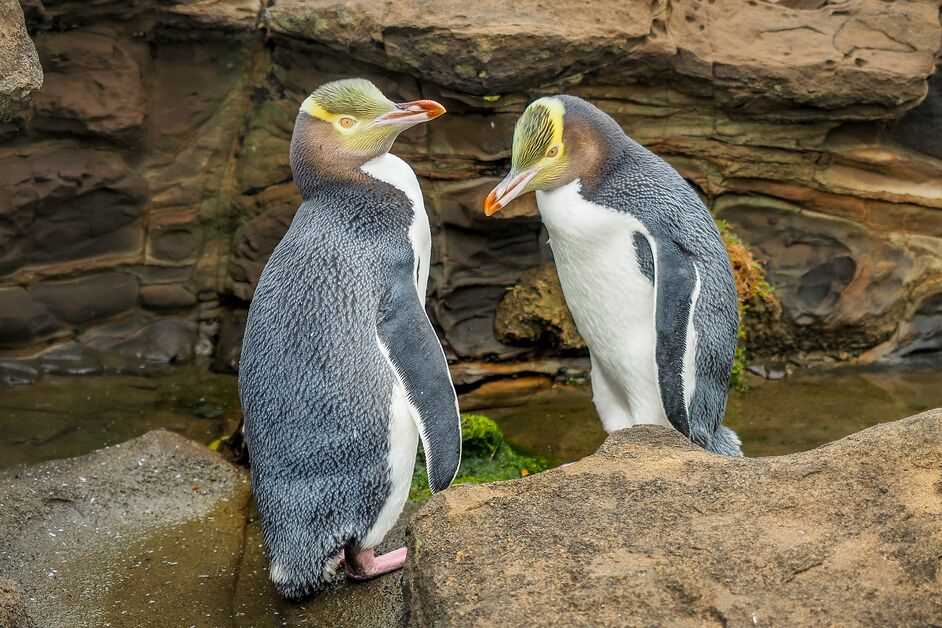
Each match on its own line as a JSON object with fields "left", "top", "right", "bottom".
{"left": 30, "top": 272, "right": 139, "bottom": 326}
{"left": 408, "top": 411, "right": 942, "bottom": 627}
{"left": 267, "top": 0, "right": 939, "bottom": 110}
{"left": 0, "top": 430, "right": 251, "bottom": 627}
{"left": 0, "top": 0, "right": 41, "bottom": 123}
{"left": 495, "top": 262, "right": 585, "bottom": 352}
{"left": 0, "top": 578, "right": 33, "bottom": 628}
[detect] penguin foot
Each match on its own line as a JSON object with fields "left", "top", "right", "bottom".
{"left": 344, "top": 547, "right": 407, "bottom": 582}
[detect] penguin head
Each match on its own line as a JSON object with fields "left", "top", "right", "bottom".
{"left": 484, "top": 95, "right": 616, "bottom": 215}
{"left": 291, "top": 79, "right": 445, "bottom": 183}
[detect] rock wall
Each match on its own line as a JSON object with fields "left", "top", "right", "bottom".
{"left": 1, "top": 0, "right": 941, "bottom": 381}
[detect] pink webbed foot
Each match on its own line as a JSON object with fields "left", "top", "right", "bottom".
{"left": 344, "top": 546, "right": 407, "bottom": 582}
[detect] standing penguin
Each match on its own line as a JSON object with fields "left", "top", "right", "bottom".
{"left": 484, "top": 96, "right": 742, "bottom": 456}
{"left": 239, "top": 79, "right": 460, "bottom": 599}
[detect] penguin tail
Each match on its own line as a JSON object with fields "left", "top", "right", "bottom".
{"left": 269, "top": 547, "right": 344, "bottom": 600}
{"left": 708, "top": 425, "right": 743, "bottom": 457}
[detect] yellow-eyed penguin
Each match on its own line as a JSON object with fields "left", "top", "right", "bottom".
{"left": 484, "top": 95, "right": 742, "bottom": 456}
{"left": 239, "top": 79, "right": 460, "bottom": 599}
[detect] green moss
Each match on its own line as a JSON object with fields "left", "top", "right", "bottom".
{"left": 410, "top": 413, "right": 549, "bottom": 502}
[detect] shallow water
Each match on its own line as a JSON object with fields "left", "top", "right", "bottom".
{"left": 0, "top": 368, "right": 240, "bottom": 468}
{"left": 481, "top": 358, "right": 942, "bottom": 461}
{"left": 1, "top": 360, "right": 941, "bottom": 470}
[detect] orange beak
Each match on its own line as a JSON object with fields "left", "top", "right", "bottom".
{"left": 373, "top": 99, "right": 446, "bottom": 126}
{"left": 483, "top": 168, "right": 538, "bottom": 216}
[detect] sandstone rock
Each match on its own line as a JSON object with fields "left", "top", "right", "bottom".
{"left": 716, "top": 195, "right": 916, "bottom": 356}
{"left": 0, "top": 430, "right": 251, "bottom": 627}
{"left": 0, "top": 286, "right": 64, "bottom": 346}
{"left": 0, "top": 578, "right": 33, "bottom": 628}
{"left": 408, "top": 411, "right": 942, "bottom": 627}
{"left": 31, "top": 31, "right": 144, "bottom": 139}
{"left": 0, "top": 142, "right": 146, "bottom": 278}
{"left": 458, "top": 375, "right": 556, "bottom": 411}
{"left": 139, "top": 283, "right": 197, "bottom": 310}
{"left": 495, "top": 263, "right": 585, "bottom": 352}
{"left": 0, "top": 0, "right": 42, "bottom": 123}
{"left": 1, "top": 0, "right": 941, "bottom": 370}
{"left": 267, "top": 0, "right": 939, "bottom": 113}
{"left": 30, "top": 272, "right": 139, "bottom": 326}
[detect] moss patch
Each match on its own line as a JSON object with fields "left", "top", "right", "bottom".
{"left": 410, "top": 414, "right": 549, "bottom": 502}
{"left": 718, "top": 219, "right": 780, "bottom": 390}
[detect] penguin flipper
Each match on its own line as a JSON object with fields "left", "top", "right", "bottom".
{"left": 652, "top": 238, "right": 698, "bottom": 440}
{"left": 377, "top": 260, "right": 462, "bottom": 494}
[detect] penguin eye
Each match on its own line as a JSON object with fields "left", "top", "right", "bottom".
{"left": 546, "top": 145, "right": 560, "bottom": 158}
{"left": 338, "top": 116, "right": 356, "bottom": 129}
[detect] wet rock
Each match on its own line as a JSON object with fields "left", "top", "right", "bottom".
{"left": 890, "top": 70, "right": 942, "bottom": 160}
{"left": 0, "top": 430, "right": 251, "bottom": 627}
{"left": 30, "top": 272, "right": 139, "bottom": 326}
{"left": 458, "top": 375, "right": 556, "bottom": 411}
{"left": 449, "top": 358, "right": 589, "bottom": 388}
{"left": 79, "top": 314, "right": 197, "bottom": 369}
{"left": 211, "top": 308, "right": 247, "bottom": 374}
{"left": 0, "top": 287, "right": 65, "bottom": 346}
{"left": 408, "top": 411, "right": 942, "bottom": 627}
{"left": 0, "top": 0, "right": 42, "bottom": 123}
{"left": 0, "top": 578, "right": 33, "bottom": 628}
{"left": 0, "top": 361, "right": 39, "bottom": 386}
{"left": 34, "top": 341, "right": 102, "bottom": 376}
{"left": 139, "top": 284, "right": 197, "bottom": 310}
{"left": 883, "top": 291, "right": 942, "bottom": 360}
{"left": 233, "top": 502, "right": 415, "bottom": 628}
{"left": 107, "top": 319, "right": 198, "bottom": 365}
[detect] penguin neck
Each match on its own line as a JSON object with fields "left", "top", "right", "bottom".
{"left": 289, "top": 113, "right": 374, "bottom": 199}
{"left": 564, "top": 112, "right": 631, "bottom": 199}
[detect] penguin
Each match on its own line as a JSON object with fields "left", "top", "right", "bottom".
{"left": 238, "top": 78, "right": 461, "bottom": 600}
{"left": 483, "top": 95, "right": 742, "bottom": 456}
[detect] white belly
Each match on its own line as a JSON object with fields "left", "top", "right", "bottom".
{"left": 364, "top": 336, "right": 420, "bottom": 549}
{"left": 537, "top": 181, "right": 670, "bottom": 431}
{"left": 359, "top": 153, "right": 430, "bottom": 548}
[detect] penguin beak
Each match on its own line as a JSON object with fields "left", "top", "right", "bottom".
{"left": 484, "top": 168, "right": 537, "bottom": 216}
{"left": 373, "top": 100, "right": 446, "bottom": 127}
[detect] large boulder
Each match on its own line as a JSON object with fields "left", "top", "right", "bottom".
{"left": 0, "top": 0, "right": 41, "bottom": 122}
{"left": 267, "top": 0, "right": 939, "bottom": 111}
{"left": 0, "top": 430, "right": 251, "bottom": 627}
{"left": 407, "top": 410, "right": 942, "bottom": 627}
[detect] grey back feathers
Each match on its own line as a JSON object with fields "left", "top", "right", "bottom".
{"left": 239, "top": 173, "right": 458, "bottom": 598}
{"left": 558, "top": 96, "right": 741, "bottom": 456}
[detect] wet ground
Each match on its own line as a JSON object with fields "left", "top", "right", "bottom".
{"left": 2, "top": 360, "right": 942, "bottom": 469}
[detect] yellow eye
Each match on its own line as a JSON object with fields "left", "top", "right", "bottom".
{"left": 339, "top": 116, "right": 356, "bottom": 129}
{"left": 546, "top": 145, "right": 560, "bottom": 158}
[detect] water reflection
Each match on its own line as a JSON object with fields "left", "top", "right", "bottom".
{"left": 1, "top": 359, "right": 940, "bottom": 469}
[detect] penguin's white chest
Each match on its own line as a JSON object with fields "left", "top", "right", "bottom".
{"left": 359, "top": 153, "right": 429, "bottom": 549}
{"left": 536, "top": 180, "right": 670, "bottom": 430}
{"left": 360, "top": 152, "right": 431, "bottom": 302}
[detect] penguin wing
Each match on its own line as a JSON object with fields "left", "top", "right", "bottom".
{"left": 377, "top": 255, "right": 462, "bottom": 493}
{"left": 651, "top": 237, "right": 699, "bottom": 439}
